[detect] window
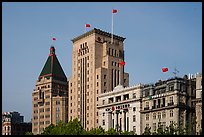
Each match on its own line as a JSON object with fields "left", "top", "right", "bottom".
{"left": 56, "top": 114, "right": 60, "bottom": 118}
{"left": 97, "top": 82, "right": 99, "bottom": 86}
{"left": 133, "top": 126, "right": 136, "bottom": 132}
{"left": 146, "top": 114, "right": 149, "bottom": 120}
{"left": 146, "top": 102, "right": 149, "bottom": 108}
{"left": 169, "top": 85, "right": 174, "bottom": 91}
{"left": 104, "top": 75, "right": 106, "bottom": 79}
{"left": 34, "top": 104, "right": 38, "bottom": 107}
{"left": 170, "top": 96, "right": 173, "bottom": 103}
{"left": 97, "top": 119, "right": 98, "bottom": 123}
{"left": 133, "top": 115, "right": 136, "bottom": 122}
{"left": 170, "top": 110, "right": 173, "bottom": 117}
{"left": 46, "top": 121, "right": 50, "bottom": 125}
{"left": 39, "top": 108, "right": 44, "bottom": 112}
{"left": 102, "top": 100, "right": 105, "bottom": 105}
{"left": 153, "top": 123, "right": 156, "bottom": 131}
{"left": 97, "top": 75, "right": 99, "bottom": 79}
{"left": 162, "top": 122, "right": 166, "bottom": 130}
{"left": 40, "top": 121, "right": 44, "bottom": 125}
{"left": 56, "top": 107, "right": 60, "bottom": 112}
{"left": 40, "top": 115, "right": 44, "bottom": 119}
{"left": 45, "top": 102, "right": 50, "bottom": 105}
{"left": 103, "top": 112, "right": 105, "bottom": 116}
{"left": 153, "top": 113, "right": 156, "bottom": 119}
{"left": 133, "top": 107, "right": 136, "bottom": 111}
{"left": 162, "top": 111, "right": 166, "bottom": 118}
{"left": 104, "top": 82, "right": 106, "bottom": 86}
{"left": 170, "top": 121, "right": 173, "bottom": 125}
{"left": 46, "top": 108, "right": 50, "bottom": 112}
{"left": 34, "top": 97, "right": 38, "bottom": 101}
{"left": 158, "top": 112, "right": 161, "bottom": 120}
{"left": 45, "top": 115, "right": 50, "bottom": 118}
{"left": 146, "top": 124, "right": 149, "bottom": 128}
{"left": 133, "top": 93, "right": 136, "bottom": 98}
{"left": 103, "top": 120, "right": 105, "bottom": 125}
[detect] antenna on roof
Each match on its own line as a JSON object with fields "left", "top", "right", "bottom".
{"left": 173, "top": 67, "right": 179, "bottom": 77}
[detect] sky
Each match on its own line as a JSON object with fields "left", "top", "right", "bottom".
{"left": 2, "top": 2, "right": 202, "bottom": 122}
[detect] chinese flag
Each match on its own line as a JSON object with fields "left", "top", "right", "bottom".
{"left": 119, "top": 61, "right": 125, "bottom": 66}
{"left": 52, "top": 38, "right": 56, "bottom": 41}
{"left": 85, "top": 24, "right": 90, "bottom": 27}
{"left": 162, "top": 67, "right": 168, "bottom": 72}
{"left": 112, "top": 9, "right": 117, "bottom": 13}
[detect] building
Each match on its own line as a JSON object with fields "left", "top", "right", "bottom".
{"left": 194, "top": 73, "right": 202, "bottom": 135}
{"left": 97, "top": 84, "right": 144, "bottom": 135}
{"left": 2, "top": 111, "right": 32, "bottom": 135}
{"left": 68, "top": 28, "right": 129, "bottom": 130}
{"left": 32, "top": 46, "right": 68, "bottom": 135}
{"left": 140, "top": 75, "right": 196, "bottom": 134}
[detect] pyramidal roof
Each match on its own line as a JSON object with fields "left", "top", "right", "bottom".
{"left": 39, "top": 46, "right": 67, "bottom": 82}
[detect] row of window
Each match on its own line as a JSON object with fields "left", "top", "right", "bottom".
{"left": 33, "top": 115, "right": 50, "bottom": 120}
{"left": 145, "top": 110, "right": 173, "bottom": 120}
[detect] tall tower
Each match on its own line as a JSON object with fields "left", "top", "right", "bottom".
{"left": 68, "top": 28, "right": 129, "bottom": 130}
{"left": 32, "top": 46, "right": 68, "bottom": 135}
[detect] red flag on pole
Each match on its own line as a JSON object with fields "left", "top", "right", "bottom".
{"left": 162, "top": 67, "right": 168, "bottom": 72}
{"left": 52, "top": 37, "right": 56, "bottom": 41}
{"left": 119, "top": 61, "right": 125, "bottom": 66}
{"left": 112, "top": 9, "right": 117, "bottom": 13}
{"left": 85, "top": 24, "right": 90, "bottom": 27}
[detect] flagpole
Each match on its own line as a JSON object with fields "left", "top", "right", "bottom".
{"left": 84, "top": 25, "right": 86, "bottom": 33}
{"left": 111, "top": 12, "right": 113, "bottom": 44}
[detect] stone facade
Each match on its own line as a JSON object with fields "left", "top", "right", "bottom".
{"left": 32, "top": 47, "right": 68, "bottom": 135}
{"left": 97, "top": 84, "right": 143, "bottom": 135}
{"left": 68, "top": 28, "right": 129, "bottom": 130}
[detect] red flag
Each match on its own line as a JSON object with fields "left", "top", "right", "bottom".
{"left": 119, "top": 61, "right": 125, "bottom": 66}
{"left": 112, "top": 9, "right": 117, "bottom": 13}
{"left": 85, "top": 24, "right": 90, "bottom": 27}
{"left": 52, "top": 38, "right": 56, "bottom": 41}
{"left": 162, "top": 67, "right": 168, "bottom": 72}
{"left": 112, "top": 106, "right": 115, "bottom": 111}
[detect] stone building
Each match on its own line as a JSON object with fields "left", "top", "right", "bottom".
{"left": 194, "top": 73, "right": 202, "bottom": 135}
{"left": 68, "top": 28, "right": 129, "bottom": 130}
{"left": 2, "top": 111, "right": 32, "bottom": 135}
{"left": 97, "top": 84, "right": 144, "bottom": 135}
{"left": 32, "top": 46, "right": 68, "bottom": 134}
{"left": 140, "top": 76, "right": 196, "bottom": 133}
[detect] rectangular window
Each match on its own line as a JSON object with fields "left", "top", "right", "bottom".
{"left": 46, "top": 108, "right": 50, "bottom": 112}
{"left": 133, "top": 107, "right": 136, "bottom": 111}
{"left": 103, "top": 120, "right": 105, "bottom": 125}
{"left": 162, "top": 111, "right": 166, "bottom": 118}
{"left": 146, "top": 114, "right": 149, "bottom": 120}
{"left": 102, "top": 100, "right": 105, "bottom": 105}
{"left": 153, "top": 113, "right": 156, "bottom": 119}
{"left": 104, "top": 75, "right": 106, "bottom": 79}
{"left": 56, "top": 107, "right": 60, "bottom": 111}
{"left": 133, "top": 126, "right": 136, "bottom": 133}
{"left": 45, "top": 121, "right": 50, "bottom": 125}
{"left": 133, "top": 93, "right": 136, "bottom": 98}
{"left": 158, "top": 112, "right": 161, "bottom": 120}
{"left": 133, "top": 115, "right": 136, "bottom": 122}
{"left": 45, "top": 102, "right": 50, "bottom": 105}
{"left": 153, "top": 123, "right": 156, "bottom": 131}
{"left": 170, "top": 110, "right": 173, "bottom": 117}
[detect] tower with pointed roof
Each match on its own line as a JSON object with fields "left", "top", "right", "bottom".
{"left": 32, "top": 46, "right": 68, "bottom": 135}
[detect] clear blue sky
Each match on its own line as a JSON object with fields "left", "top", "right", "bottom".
{"left": 2, "top": 2, "right": 202, "bottom": 122}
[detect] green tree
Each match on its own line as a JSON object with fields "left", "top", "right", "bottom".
{"left": 143, "top": 127, "right": 151, "bottom": 135}
{"left": 87, "top": 126, "right": 105, "bottom": 135}
{"left": 105, "top": 128, "right": 118, "bottom": 135}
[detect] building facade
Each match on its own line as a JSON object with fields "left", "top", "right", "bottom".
{"left": 32, "top": 46, "right": 68, "bottom": 135}
{"left": 68, "top": 28, "right": 129, "bottom": 130}
{"left": 97, "top": 84, "right": 144, "bottom": 135}
{"left": 140, "top": 76, "right": 196, "bottom": 133}
{"left": 195, "top": 73, "right": 202, "bottom": 135}
{"left": 2, "top": 112, "right": 32, "bottom": 135}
